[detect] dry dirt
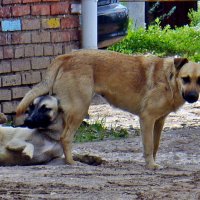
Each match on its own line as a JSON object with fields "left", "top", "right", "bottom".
{"left": 0, "top": 97, "right": 200, "bottom": 200}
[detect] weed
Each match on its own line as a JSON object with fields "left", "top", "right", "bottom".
{"left": 75, "top": 120, "right": 129, "bottom": 143}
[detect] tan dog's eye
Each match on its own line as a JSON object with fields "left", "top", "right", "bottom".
{"left": 182, "top": 76, "right": 191, "bottom": 84}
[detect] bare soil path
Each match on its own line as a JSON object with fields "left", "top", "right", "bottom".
{"left": 0, "top": 98, "right": 200, "bottom": 200}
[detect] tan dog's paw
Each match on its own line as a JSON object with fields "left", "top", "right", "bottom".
{"left": 66, "top": 159, "right": 76, "bottom": 165}
{"left": 146, "top": 162, "right": 163, "bottom": 170}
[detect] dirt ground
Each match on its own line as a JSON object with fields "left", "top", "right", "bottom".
{"left": 0, "top": 97, "right": 200, "bottom": 200}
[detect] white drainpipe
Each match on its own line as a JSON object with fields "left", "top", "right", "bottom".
{"left": 82, "top": 0, "right": 98, "bottom": 49}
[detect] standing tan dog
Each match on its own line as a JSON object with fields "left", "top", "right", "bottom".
{"left": 16, "top": 50, "right": 200, "bottom": 169}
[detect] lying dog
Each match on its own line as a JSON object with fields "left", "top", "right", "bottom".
{"left": 0, "top": 95, "right": 63, "bottom": 166}
{"left": 16, "top": 50, "right": 200, "bottom": 169}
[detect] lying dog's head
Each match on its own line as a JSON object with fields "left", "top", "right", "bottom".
{"left": 24, "top": 95, "right": 61, "bottom": 129}
{"left": 175, "top": 58, "right": 200, "bottom": 103}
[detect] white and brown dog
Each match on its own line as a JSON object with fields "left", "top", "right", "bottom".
{"left": 0, "top": 95, "right": 64, "bottom": 166}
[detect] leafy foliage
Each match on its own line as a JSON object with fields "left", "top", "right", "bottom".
{"left": 188, "top": 8, "right": 200, "bottom": 26}
{"left": 109, "top": 15, "right": 200, "bottom": 62}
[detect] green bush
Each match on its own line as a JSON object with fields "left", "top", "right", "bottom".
{"left": 188, "top": 8, "right": 200, "bottom": 26}
{"left": 109, "top": 18, "right": 200, "bottom": 62}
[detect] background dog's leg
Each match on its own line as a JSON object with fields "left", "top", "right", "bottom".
{"left": 140, "top": 116, "right": 160, "bottom": 169}
{"left": 153, "top": 115, "right": 166, "bottom": 161}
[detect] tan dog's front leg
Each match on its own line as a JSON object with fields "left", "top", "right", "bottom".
{"left": 153, "top": 116, "right": 166, "bottom": 160}
{"left": 140, "top": 116, "right": 161, "bottom": 169}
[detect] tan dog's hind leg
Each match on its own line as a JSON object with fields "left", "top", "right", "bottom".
{"left": 61, "top": 113, "right": 87, "bottom": 164}
{"left": 153, "top": 116, "right": 166, "bottom": 161}
{"left": 55, "top": 65, "right": 94, "bottom": 164}
{"left": 140, "top": 116, "right": 161, "bottom": 169}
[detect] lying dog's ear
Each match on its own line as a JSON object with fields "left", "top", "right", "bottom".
{"left": 174, "top": 58, "right": 188, "bottom": 71}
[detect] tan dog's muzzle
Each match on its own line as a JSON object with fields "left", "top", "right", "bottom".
{"left": 182, "top": 90, "right": 199, "bottom": 103}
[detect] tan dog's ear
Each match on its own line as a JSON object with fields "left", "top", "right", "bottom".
{"left": 174, "top": 58, "right": 188, "bottom": 70}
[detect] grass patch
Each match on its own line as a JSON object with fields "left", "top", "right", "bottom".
{"left": 75, "top": 120, "right": 129, "bottom": 143}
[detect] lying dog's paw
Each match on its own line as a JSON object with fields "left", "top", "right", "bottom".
{"left": 22, "top": 147, "right": 34, "bottom": 159}
{"left": 0, "top": 113, "right": 7, "bottom": 124}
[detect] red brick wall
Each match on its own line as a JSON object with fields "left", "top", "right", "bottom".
{"left": 0, "top": 0, "right": 80, "bottom": 116}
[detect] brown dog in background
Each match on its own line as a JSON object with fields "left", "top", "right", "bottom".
{"left": 16, "top": 50, "right": 200, "bottom": 169}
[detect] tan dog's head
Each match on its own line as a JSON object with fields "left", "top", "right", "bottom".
{"left": 175, "top": 58, "right": 200, "bottom": 103}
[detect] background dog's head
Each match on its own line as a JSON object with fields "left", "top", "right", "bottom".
{"left": 175, "top": 58, "right": 200, "bottom": 103}
{"left": 24, "top": 95, "right": 61, "bottom": 129}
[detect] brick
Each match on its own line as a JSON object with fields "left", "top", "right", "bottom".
{"left": 51, "top": 31, "right": 70, "bottom": 43}
{"left": 64, "top": 41, "right": 79, "bottom": 54}
{"left": 0, "top": 7, "right": 11, "bottom": 18}
{"left": 22, "top": 71, "right": 41, "bottom": 84}
{"left": 41, "top": 69, "right": 47, "bottom": 79}
{"left": 0, "top": 60, "right": 11, "bottom": 74}
{"left": 61, "top": 16, "right": 79, "bottom": 29}
{"left": 34, "top": 44, "right": 44, "bottom": 56}
{"left": 12, "top": 86, "right": 31, "bottom": 99}
{"left": 32, "top": 31, "right": 50, "bottom": 43}
{"left": 69, "top": 30, "right": 79, "bottom": 41}
{"left": 12, "top": 5, "right": 30, "bottom": 17}
{"left": 51, "top": 2, "right": 69, "bottom": 15}
{"left": 2, "top": 0, "right": 21, "bottom": 5}
{"left": 41, "top": 18, "right": 60, "bottom": 29}
{"left": 11, "top": 59, "right": 31, "bottom": 72}
{"left": 14, "top": 46, "right": 24, "bottom": 58}
{"left": 42, "top": 0, "right": 59, "bottom": 2}
{"left": 3, "top": 46, "right": 14, "bottom": 59}
{"left": 53, "top": 43, "right": 63, "bottom": 55}
{"left": 22, "top": 0, "right": 41, "bottom": 3}
{"left": 32, "top": 5, "right": 50, "bottom": 16}
{"left": 2, "top": 101, "right": 19, "bottom": 114}
{"left": 12, "top": 32, "right": 31, "bottom": 44}
{"left": 0, "top": 33, "right": 11, "bottom": 45}
{"left": 2, "top": 74, "right": 21, "bottom": 87}
{"left": 22, "top": 19, "right": 40, "bottom": 30}
{"left": 44, "top": 44, "right": 54, "bottom": 56}
{"left": 0, "top": 89, "right": 11, "bottom": 101}
{"left": 31, "top": 57, "right": 50, "bottom": 69}
{"left": 1, "top": 19, "right": 21, "bottom": 32}
{"left": 25, "top": 46, "right": 34, "bottom": 57}
{"left": 0, "top": 33, "right": 7, "bottom": 45}
{"left": 0, "top": 47, "right": 3, "bottom": 59}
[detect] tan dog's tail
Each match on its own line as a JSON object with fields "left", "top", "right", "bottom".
{"left": 16, "top": 57, "right": 65, "bottom": 116}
